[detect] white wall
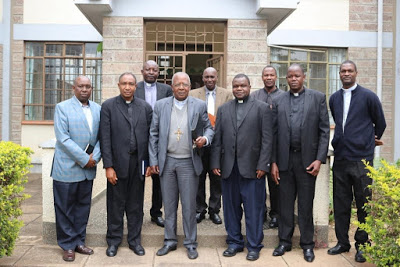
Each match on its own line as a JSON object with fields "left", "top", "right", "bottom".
{"left": 24, "top": 0, "right": 90, "bottom": 24}
{"left": 277, "top": 0, "right": 349, "bottom": 31}
{"left": 0, "top": 0, "right": 3, "bottom": 22}
{"left": 21, "top": 124, "right": 55, "bottom": 160}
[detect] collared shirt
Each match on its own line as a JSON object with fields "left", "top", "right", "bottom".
{"left": 342, "top": 83, "right": 357, "bottom": 132}
{"left": 145, "top": 82, "right": 157, "bottom": 109}
{"left": 289, "top": 88, "right": 306, "bottom": 149}
{"left": 74, "top": 96, "right": 93, "bottom": 134}
{"left": 205, "top": 87, "right": 216, "bottom": 105}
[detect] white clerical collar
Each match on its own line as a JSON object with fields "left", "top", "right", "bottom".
{"left": 145, "top": 82, "right": 156, "bottom": 87}
{"left": 342, "top": 83, "right": 357, "bottom": 93}
{"left": 173, "top": 97, "right": 188, "bottom": 110}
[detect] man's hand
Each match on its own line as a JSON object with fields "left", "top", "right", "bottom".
{"left": 84, "top": 153, "right": 96, "bottom": 168}
{"left": 212, "top": 168, "right": 221, "bottom": 176}
{"left": 306, "top": 160, "right": 322, "bottom": 177}
{"left": 271, "top": 163, "right": 280, "bottom": 185}
{"left": 106, "top": 167, "right": 118, "bottom": 185}
{"left": 256, "top": 170, "right": 266, "bottom": 179}
{"left": 375, "top": 135, "right": 384, "bottom": 146}
{"left": 151, "top": 165, "right": 160, "bottom": 175}
{"left": 194, "top": 136, "right": 207, "bottom": 148}
{"left": 145, "top": 166, "right": 152, "bottom": 177}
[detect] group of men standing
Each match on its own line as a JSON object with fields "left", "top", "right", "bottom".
{"left": 51, "top": 59, "right": 385, "bottom": 263}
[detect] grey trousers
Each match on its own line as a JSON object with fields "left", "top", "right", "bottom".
{"left": 160, "top": 156, "right": 199, "bottom": 249}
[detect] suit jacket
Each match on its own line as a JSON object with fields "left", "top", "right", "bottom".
{"left": 51, "top": 96, "right": 101, "bottom": 182}
{"left": 189, "top": 86, "right": 233, "bottom": 114}
{"left": 100, "top": 95, "right": 153, "bottom": 180}
{"left": 135, "top": 81, "right": 173, "bottom": 102}
{"left": 273, "top": 88, "right": 330, "bottom": 171}
{"left": 149, "top": 96, "right": 214, "bottom": 176}
{"left": 210, "top": 97, "right": 273, "bottom": 179}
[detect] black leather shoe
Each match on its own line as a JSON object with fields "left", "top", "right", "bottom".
{"left": 355, "top": 250, "right": 366, "bottom": 263}
{"left": 209, "top": 213, "right": 222, "bottom": 224}
{"left": 246, "top": 251, "right": 260, "bottom": 261}
{"left": 222, "top": 247, "right": 244, "bottom": 257}
{"left": 196, "top": 213, "right": 205, "bottom": 223}
{"left": 269, "top": 217, "right": 278, "bottom": 228}
{"left": 151, "top": 216, "right": 165, "bottom": 227}
{"left": 187, "top": 248, "right": 198, "bottom": 259}
{"left": 129, "top": 244, "right": 145, "bottom": 256}
{"left": 327, "top": 244, "right": 350, "bottom": 255}
{"left": 273, "top": 244, "right": 292, "bottom": 256}
{"left": 106, "top": 245, "right": 118, "bottom": 257}
{"left": 156, "top": 245, "right": 177, "bottom": 256}
{"left": 303, "top": 248, "right": 315, "bottom": 262}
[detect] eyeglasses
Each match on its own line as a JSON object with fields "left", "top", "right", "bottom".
{"left": 172, "top": 83, "right": 190, "bottom": 88}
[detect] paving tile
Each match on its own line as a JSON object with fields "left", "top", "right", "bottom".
{"left": 281, "top": 248, "right": 354, "bottom": 267}
{"left": 219, "top": 247, "right": 287, "bottom": 267}
{"left": 0, "top": 245, "right": 32, "bottom": 266}
{"left": 154, "top": 247, "right": 220, "bottom": 267}
{"left": 85, "top": 247, "right": 154, "bottom": 266}
{"left": 13, "top": 245, "right": 87, "bottom": 266}
{"left": 20, "top": 213, "right": 41, "bottom": 225}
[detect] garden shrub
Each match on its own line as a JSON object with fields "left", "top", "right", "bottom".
{"left": 0, "top": 141, "right": 32, "bottom": 258}
{"left": 357, "top": 160, "right": 400, "bottom": 266}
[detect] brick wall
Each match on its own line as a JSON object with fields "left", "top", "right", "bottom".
{"left": 102, "top": 17, "right": 144, "bottom": 101}
{"left": 9, "top": 0, "right": 24, "bottom": 143}
{"left": 226, "top": 19, "right": 268, "bottom": 90}
{"left": 0, "top": 44, "right": 3, "bottom": 140}
{"left": 347, "top": 0, "right": 395, "bottom": 161}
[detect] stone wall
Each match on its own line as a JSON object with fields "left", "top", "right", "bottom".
{"left": 226, "top": 19, "right": 268, "bottom": 90}
{"left": 102, "top": 17, "right": 144, "bottom": 101}
{"left": 10, "top": 0, "right": 24, "bottom": 143}
{"left": 348, "top": 0, "right": 395, "bottom": 161}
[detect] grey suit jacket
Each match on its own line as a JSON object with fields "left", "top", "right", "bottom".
{"left": 149, "top": 96, "right": 214, "bottom": 176}
{"left": 210, "top": 97, "right": 273, "bottom": 179}
{"left": 273, "top": 88, "right": 330, "bottom": 171}
{"left": 135, "top": 81, "right": 173, "bottom": 102}
{"left": 100, "top": 95, "right": 153, "bottom": 180}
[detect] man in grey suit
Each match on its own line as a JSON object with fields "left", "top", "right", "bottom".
{"left": 271, "top": 64, "right": 330, "bottom": 262}
{"left": 211, "top": 74, "right": 273, "bottom": 261}
{"left": 149, "top": 72, "right": 214, "bottom": 260}
{"left": 135, "top": 60, "right": 173, "bottom": 228}
{"left": 100, "top": 72, "right": 153, "bottom": 257}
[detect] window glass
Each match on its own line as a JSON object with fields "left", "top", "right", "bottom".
{"left": 45, "top": 44, "right": 63, "bottom": 56}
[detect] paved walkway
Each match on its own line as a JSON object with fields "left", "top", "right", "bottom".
{"left": 0, "top": 174, "right": 375, "bottom": 266}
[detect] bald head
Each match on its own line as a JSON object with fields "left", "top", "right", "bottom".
{"left": 142, "top": 60, "right": 159, "bottom": 83}
{"left": 202, "top": 67, "right": 218, "bottom": 91}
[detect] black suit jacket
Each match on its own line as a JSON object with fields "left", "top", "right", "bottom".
{"left": 273, "top": 88, "right": 330, "bottom": 171}
{"left": 210, "top": 97, "right": 273, "bottom": 179}
{"left": 100, "top": 95, "right": 153, "bottom": 180}
{"left": 135, "top": 81, "right": 173, "bottom": 102}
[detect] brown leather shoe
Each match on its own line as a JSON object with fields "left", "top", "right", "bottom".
{"left": 75, "top": 245, "right": 94, "bottom": 255}
{"left": 63, "top": 249, "right": 75, "bottom": 261}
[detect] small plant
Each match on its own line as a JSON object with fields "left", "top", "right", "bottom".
{"left": 356, "top": 159, "right": 400, "bottom": 266}
{"left": 0, "top": 141, "right": 32, "bottom": 258}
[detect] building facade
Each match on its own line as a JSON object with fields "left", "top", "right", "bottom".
{"left": 0, "top": 0, "right": 399, "bottom": 163}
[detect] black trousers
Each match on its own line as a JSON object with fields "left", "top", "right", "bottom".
{"left": 278, "top": 150, "right": 316, "bottom": 249}
{"left": 196, "top": 147, "right": 222, "bottom": 215}
{"left": 264, "top": 172, "right": 280, "bottom": 219}
{"left": 53, "top": 179, "right": 93, "bottom": 250}
{"left": 150, "top": 174, "right": 163, "bottom": 218}
{"left": 332, "top": 160, "right": 372, "bottom": 250}
{"left": 106, "top": 154, "right": 144, "bottom": 247}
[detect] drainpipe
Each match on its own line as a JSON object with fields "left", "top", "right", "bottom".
{"left": 1, "top": 0, "right": 11, "bottom": 141}
{"left": 375, "top": 0, "right": 383, "bottom": 159}
{"left": 395, "top": 0, "right": 400, "bottom": 162}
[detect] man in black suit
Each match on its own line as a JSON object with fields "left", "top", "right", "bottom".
{"left": 271, "top": 64, "right": 330, "bottom": 262}
{"left": 135, "top": 60, "right": 173, "bottom": 228}
{"left": 100, "top": 72, "right": 153, "bottom": 257}
{"left": 211, "top": 74, "right": 272, "bottom": 261}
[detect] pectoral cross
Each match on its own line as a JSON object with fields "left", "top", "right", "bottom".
{"left": 175, "top": 127, "right": 183, "bottom": 141}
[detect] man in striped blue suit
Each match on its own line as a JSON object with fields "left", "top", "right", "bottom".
{"left": 51, "top": 76, "right": 101, "bottom": 262}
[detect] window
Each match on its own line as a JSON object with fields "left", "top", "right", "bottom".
{"left": 24, "top": 42, "right": 102, "bottom": 122}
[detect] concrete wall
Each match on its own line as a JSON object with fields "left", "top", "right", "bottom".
{"left": 23, "top": 0, "right": 90, "bottom": 24}
{"left": 226, "top": 19, "right": 268, "bottom": 90}
{"left": 102, "top": 17, "right": 144, "bottom": 101}
{"left": 277, "top": 0, "right": 349, "bottom": 31}
{"left": 21, "top": 124, "right": 54, "bottom": 157}
{"left": 0, "top": 44, "right": 3, "bottom": 140}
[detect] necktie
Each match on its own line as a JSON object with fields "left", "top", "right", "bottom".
{"left": 207, "top": 92, "right": 215, "bottom": 116}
